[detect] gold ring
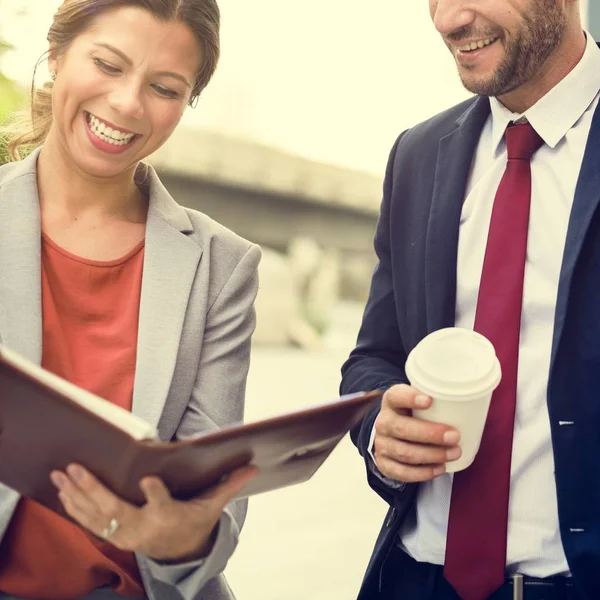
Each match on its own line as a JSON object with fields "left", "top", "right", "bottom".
{"left": 100, "top": 518, "right": 120, "bottom": 540}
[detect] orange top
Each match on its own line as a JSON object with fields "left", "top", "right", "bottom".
{"left": 0, "top": 234, "right": 147, "bottom": 598}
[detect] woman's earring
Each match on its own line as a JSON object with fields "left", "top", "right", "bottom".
{"left": 50, "top": 71, "right": 56, "bottom": 81}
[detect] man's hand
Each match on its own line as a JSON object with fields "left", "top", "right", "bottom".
{"left": 50, "top": 463, "right": 258, "bottom": 563}
{"left": 373, "top": 384, "right": 461, "bottom": 483}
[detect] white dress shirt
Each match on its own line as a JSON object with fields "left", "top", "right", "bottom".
{"left": 386, "top": 34, "right": 600, "bottom": 577}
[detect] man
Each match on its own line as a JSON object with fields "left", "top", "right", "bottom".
{"left": 340, "top": 1, "right": 600, "bottom": 599}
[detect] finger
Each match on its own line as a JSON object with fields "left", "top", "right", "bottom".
{"left": 54, "top": 481, "right": 108, "bottom": 536}
{"left": 375, "top": 437, "right": 461, "bottom": 466}
{"left": 57, "top": 488, "right": 129, "bottom": 549}
{"left": 63, "top": 464, "right": 130, "bottom": 524}
{"left": 58, "top": 489, "right": 95, "bottom": 528}
{"left": 200, "top": 465, "right": 258, "bottom": 508}
{"left": 140, "top": 477, "right": 174, "bottom": 510}
{"left": 383, "top": 384, "right": 432, "bottom": 412}
{"left": 377, "top": 412, "right": 460, "bottom": 447}
{"left": 51, "top": 469, "right": 100, "bottom": 518}
{"left": 376, "top": 455, "right": 446, "bottom": 483}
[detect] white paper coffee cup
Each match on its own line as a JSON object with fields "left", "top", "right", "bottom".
{"left": 405, "top": 328, "right": 501, "bottom": 472}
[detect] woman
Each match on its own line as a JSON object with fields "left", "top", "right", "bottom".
{"left": 0, "top": 1, "right": 260, "bottom": 599}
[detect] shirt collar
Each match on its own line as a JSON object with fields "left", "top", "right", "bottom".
{"left": 489, "top": 32, "right": 600, "bottom": 155}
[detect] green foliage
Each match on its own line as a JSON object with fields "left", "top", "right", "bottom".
{"left": 0, "top": 38, "right": 27, "bottom": 165}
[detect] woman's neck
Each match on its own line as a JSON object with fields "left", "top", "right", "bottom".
{"left": 36, "top": 133, "right": 146, "bottom": 224}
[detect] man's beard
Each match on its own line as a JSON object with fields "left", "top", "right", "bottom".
{"left": 450, "top": 0, "right": 567, "bottom": 97}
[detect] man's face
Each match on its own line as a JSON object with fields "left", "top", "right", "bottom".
{"left": 429, "top": 0, "right": 567, "bottom": 97}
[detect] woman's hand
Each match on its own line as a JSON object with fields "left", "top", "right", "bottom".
{"left": 50, "top": 463, "right": 258, "bottom": 562}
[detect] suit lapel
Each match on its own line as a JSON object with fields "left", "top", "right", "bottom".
{"left": 425, "top": 97, "right": 491, "bottom": 332}
{"left": 0, "top": 154, "right": 200, "bottom": 431}
{"left": 131, "top": 168, "right": 202, "bottom": 430}
{"left": 0, "top": 150, "right": 43, "bottom": 363}
{"left": 550, "top": 100, "right": 600, "bottom": 369}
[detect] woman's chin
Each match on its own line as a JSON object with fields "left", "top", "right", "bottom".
{"left": 72, "top": 153, "right": 138, "bottom": 180}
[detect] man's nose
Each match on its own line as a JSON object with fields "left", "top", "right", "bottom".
{"left": 431, "top": 0, "right": 477, "bottom": 37}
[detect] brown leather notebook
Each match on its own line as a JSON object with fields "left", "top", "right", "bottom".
{"left": 0, "top": 346, "right": 381, "bottom": 515}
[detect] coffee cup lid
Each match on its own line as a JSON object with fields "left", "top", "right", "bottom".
{"left": 405, "top": 328, "right": 501, "bottom": 401}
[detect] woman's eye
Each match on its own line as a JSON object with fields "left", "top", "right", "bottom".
{"left": 94, "top": 58, "right": 121, "bottom": 75}
{"left": 152, "top": 84, "right": 179, "bottom": 99}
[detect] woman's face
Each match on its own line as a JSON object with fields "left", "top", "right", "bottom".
{"left": 48, "top": 6, "right": 203, "bottom": 179}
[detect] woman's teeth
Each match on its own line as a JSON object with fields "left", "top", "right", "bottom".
{"left": 458, "top": 38, "right": 497, "bottom": 52}
{"left": 87, "top": 113, "right": 136, "bottom": 146}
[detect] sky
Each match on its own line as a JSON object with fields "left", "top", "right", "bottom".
{"left": 0, "top": 0, "right": 591, "bottom": 176}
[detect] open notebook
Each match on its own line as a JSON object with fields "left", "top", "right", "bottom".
{"left": 0, "top": 345, "right": 382, "bottom": 514}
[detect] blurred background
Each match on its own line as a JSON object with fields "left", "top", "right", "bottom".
{"left": 0, "top": 2, "right": 597, "bottom": 598}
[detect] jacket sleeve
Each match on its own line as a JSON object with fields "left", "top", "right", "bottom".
{"left": 340, "top": 133, "right": 415, "bottom": 506}
{"left": 138, "top": 244, "right": 262, "bottom": 600}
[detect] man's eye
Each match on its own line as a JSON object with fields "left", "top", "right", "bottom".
{"left": 152, "top": 84, "right": 179, "bottom": 99}
{"left": 94, "top": 58, "right": 121, "bottom": 75}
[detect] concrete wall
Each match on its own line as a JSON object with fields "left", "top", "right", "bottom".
{"left": 148, "top": 127, "right": 382, "bottom": 217}
{"left": 149, "top": 129, "right": 381, "bottom": 300}
{"left": 156, "top": 173, "right": 377, "bottom": 254}
{"left": 155, "top": 172, "right": 378, "bottom": 300}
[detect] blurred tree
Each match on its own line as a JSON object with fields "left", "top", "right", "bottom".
{"left": 0, "top": 38, "right": 26, "bottom": 164}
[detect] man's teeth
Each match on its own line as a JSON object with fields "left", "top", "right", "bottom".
{"left": 458, "top": 38, "right": 497, "bottom": 52}
{"left": 87, "top": 113, "right": 135, "bottom": 146}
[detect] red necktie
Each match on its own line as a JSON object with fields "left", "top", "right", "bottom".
{"left": 443, "top": 122, "right": 544, "bottom": 600}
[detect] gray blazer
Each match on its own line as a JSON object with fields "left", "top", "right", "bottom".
{"left": 0, "top": 148, "right": 262, "bottom": 600}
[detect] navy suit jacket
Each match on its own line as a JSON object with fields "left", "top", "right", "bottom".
{"left": 340, "top": 85, "right": 600, "bottom": 599}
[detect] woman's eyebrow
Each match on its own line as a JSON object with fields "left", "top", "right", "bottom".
{"left": 92, "top": 42, "right": 191, "bottom": 88}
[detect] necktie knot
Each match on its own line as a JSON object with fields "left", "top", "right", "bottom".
{"left": 505, "top": 122, "right": 544, "bottom": 161}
